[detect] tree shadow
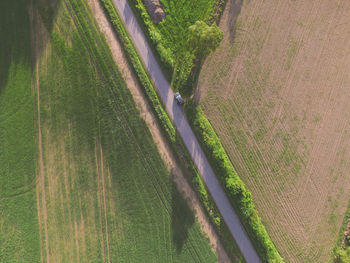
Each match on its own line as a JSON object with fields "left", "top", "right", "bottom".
{"left": 171, "top": 181, "right": 195, "bottom": 253}
{"left": 0, "top": 0, "right": 60, "bottom": 94}
{"left": 226, "top": 0, "right": 243, "bottom": 43}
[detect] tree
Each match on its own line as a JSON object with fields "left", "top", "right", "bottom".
{"left": 188, "top": 21, "right": 223, "bottom": 58}
{"left": 335, "top": 247, "right": 350, "bottom": 263}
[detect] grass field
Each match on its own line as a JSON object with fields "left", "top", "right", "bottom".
{"left": 156, "top": 0, "right": 218, "bottom": 58}
{"left": 32, "top": 0, "right": 217, "bottom": 262}
{"left": 198, "top": 0, "right": 350, "bottom": 262}
{"left": 0, "top": 1, "right": 41, "bottom": 262}
{"left": 1, "top": 0, "right": 217, "bottom": 262}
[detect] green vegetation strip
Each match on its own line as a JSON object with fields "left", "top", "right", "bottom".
{"left": 98, "top": 0, "right": 244, "bottom": 261}
{"left": 185, "top": 101, "right": 283, "bottom": 263}
{"left": 333, "top": 200, "right": 350, "bottom": 262}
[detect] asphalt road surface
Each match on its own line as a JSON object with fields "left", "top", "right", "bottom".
{"left": 111, "top": 1, "right": 261, "bottom": 262}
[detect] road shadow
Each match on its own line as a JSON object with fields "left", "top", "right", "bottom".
{"left": 227, "top": 0, "right": 244, "bottom": 43}
{"left": 0, "top": 0, "right": 59, "bottom": 94}
{"left": 171, "top": 181, "right": 195, "bottom": 253}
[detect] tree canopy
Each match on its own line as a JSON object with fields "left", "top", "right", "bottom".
{"left": 188, "top": 20, "right": 223, "bottom": 58}
{"left": 335, "top": 247, "right": 350, "bottom": 263}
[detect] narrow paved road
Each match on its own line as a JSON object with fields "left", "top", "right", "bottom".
{"left": 111, "top": 1, "right": 261, "bottom": 262}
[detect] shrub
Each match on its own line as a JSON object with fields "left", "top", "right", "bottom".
{"left": 188, "top": 20, "right": 223, "bottom": 58}
{"left": 335, "top": 247, "right": 350, "bottom": 263}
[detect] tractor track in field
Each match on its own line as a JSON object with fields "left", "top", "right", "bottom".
{"left": 29, "top": 2, "right": 50, "bottom": 262}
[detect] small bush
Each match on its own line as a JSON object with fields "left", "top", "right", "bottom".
{"left": 335, "top": 247, "right": 350, "bottom": 263}
{"left": 188, "top": 20, "right": 223, "bottom": 58}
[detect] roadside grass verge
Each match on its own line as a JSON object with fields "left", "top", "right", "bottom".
{"left": 34, "top": 0, "right": 217, "bottom": 261}
{"left": 0, "top": 1, "right": 41, "bottom": 261}
{"left": 185, "top": 100, "right": 283, "bottom": 263}
{"left": 128, "top": 0, "right": 225, "bottom": 93}
{"left": 98, "top": 0, "right": 244, "bottom": 262}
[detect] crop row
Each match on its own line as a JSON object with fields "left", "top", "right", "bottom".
{"left": 185, "top": 100, "right": 283, "bottom": 263}
{"left": 97, "top": 0, "right": 244, "bottom": 261}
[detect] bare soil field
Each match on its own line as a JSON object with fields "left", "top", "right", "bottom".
{"left": 198, "top": 0, "right": 350, "bottom": 262}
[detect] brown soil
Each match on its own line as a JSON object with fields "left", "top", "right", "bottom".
{"left": 88, "top": 0, "right": 230, "bottom": 261}
{"left": 198, "top": 0, "right": 350, "bottom": 262}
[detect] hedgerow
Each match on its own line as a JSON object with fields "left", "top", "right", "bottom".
{"left": 185, "top": 100, "right": 283, "bottom": 263}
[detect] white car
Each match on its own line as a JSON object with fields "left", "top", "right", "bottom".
{"left": 174, "top": 92, "right": 184, "bottom": 105}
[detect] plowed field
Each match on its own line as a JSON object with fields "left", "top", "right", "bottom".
{"left": 198, "top": 0, "right": 350, "bottom": 262}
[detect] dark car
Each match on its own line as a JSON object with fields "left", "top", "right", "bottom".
{"left": 174, "top": 92, "right": 184, "bottom": 105}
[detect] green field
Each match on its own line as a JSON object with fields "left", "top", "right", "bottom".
{"left": 0, "top": 1, "right": 41, "bottom": 262}
{"left": 0, "top": 0, "right": 217, "bottom": 262}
